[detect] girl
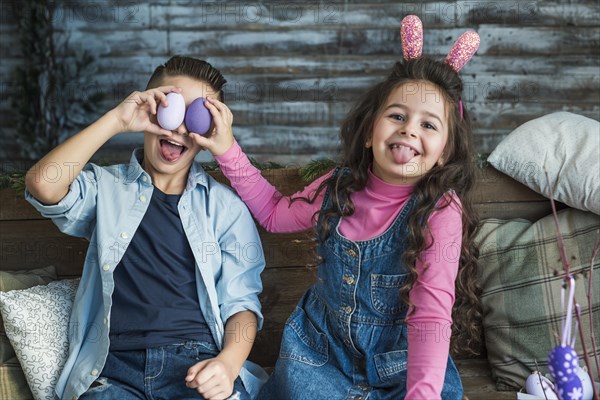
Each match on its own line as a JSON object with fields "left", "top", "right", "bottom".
{"left": 196, "top": 16, "right": 481, "bottom": 399}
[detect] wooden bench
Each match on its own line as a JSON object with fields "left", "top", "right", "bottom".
{"left": 1, "top": 166, "right": 563, "bottom": 399}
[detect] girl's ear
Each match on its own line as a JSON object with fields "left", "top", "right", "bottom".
{"left": 437, "top": 148, "right": 448, "bottom": 166}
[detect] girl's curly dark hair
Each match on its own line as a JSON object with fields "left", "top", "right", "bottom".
{"left": 301, "top": 57, "right": 482, "bottom": 355}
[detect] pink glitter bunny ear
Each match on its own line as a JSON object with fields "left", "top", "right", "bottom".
{"left": 445, "top": 31, "right": 480, "bottom": 72}
{"left": 400, "top": 15, "right": 423, "bottom": 60}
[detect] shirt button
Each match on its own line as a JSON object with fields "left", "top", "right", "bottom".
{"left": 142, "top": 175, "right": 148, "bottom": 182}
{"left": 341, "top": 306, "right": 352, "bottom": 313}
{"left": 120, "top": 232, "right": 128, "bottom": 240}
{"left": 139, "top": 195, "right": 146, "bottom": 203}
{"left": 345, "top": 249, "right": 357, "bottom": 257}
{"left": 91, "top": 369, "right": 99, "bottom": 376}
{"left": 343, "top": 275, "right": 355, "bottom": 285}
{"left": 102, "top": 264, "right": 110, "bottom": 271}
{"left": 103, "top": 318, "right": 108, "bottom": 325}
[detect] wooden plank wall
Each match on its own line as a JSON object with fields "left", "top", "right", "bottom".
{"left": 0, "top": 167, "right": 560, "bottom": 275}
{"left": 0, "top": 1, "right": 598, "bottom": 166}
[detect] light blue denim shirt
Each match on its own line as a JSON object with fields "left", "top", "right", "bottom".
{"left": 25, "top": 149, "right": 268, "bottom": 400}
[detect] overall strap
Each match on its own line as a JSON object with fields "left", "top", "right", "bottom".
{"left": 316, "top": 167, "right": 347, "bottom": 231}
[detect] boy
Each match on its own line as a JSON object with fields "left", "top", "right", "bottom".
{"left": 25, "top": 56, "right": 266, "bottom": 400}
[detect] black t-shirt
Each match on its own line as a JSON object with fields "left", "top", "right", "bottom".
{"left": 109, "top": 187, "right": 215, "bottom": 350}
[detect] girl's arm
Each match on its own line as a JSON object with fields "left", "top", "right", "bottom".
{"left": 215, "top": 141, "right": 330, "bottom": 232}
{"left": 25, "top": 87, "right": 177, "bottom": 204}
{"left": 405, "top": 194, "right": 463, "bottom": 399}
{"left": 194, "top": 97, "right": 328, "bottom": 233}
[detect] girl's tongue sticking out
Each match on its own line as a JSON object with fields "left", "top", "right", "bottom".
{"left": 390, "top": 144, "right": 417, "bottom": 164}
{"left": 160, "top": 139, "right": 187, "bottom": 162}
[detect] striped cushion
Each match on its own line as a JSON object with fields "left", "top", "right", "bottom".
{"left": 475, "top": 208, "right": 600, "bottom": 391}
{"left": 0, "top": 354, "right": 33, "bottom": 400}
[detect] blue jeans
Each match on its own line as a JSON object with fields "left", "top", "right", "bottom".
{"left": 79, "top": 340, "right": 249, "bottom": 400}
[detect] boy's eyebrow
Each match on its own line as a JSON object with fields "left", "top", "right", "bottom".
{"left": 384, "top": 104, "right": 445, "bottom": 128}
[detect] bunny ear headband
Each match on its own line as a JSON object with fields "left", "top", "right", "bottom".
{"left": 400, "top": 15, "right": 480, "bottom": 119}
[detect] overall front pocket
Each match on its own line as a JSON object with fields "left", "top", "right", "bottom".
{"left": 279, "top": 306, "right": 329, "bottom": 366}
{"left": 374, "top": 349, "right": 408, "bottom": 382}
{"left": 370, "top": 273, "right": 408, "bottom": 315}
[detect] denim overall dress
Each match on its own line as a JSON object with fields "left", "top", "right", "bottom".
{"left": 259, "top": 169, "right": 463, "bottom": 400}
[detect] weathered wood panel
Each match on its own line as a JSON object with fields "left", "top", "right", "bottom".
{"left": 456, "top": 359, "right": 516, "bottom": 400}
{"left": 0, "top": 220, "right": 88, "bottom": 274}
{"left": 1, "top": 167, "right": 555, "bottom": 216}
{"left": 0, "top": 166, "right": 561, "bottom": 275}
{"left": 249, "top": 266, "right": 316, "bottom": 365}
{"left": 1, "top": 1, "right": 598, "bottom": 163}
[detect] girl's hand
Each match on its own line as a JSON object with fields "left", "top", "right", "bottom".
{"left": 185, "top": 357, "right": 236, "bottom": 399}
{"left": 191, "top": 96, "right": 234, "bottom": 156}
{"left": 110, "top": 86, "right": 180, "bottom": 136}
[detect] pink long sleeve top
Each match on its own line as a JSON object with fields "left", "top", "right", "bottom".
{"left": 215, "top": 141, "right": 462, "bottom": 399}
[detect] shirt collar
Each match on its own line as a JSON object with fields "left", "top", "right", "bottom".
{"left": 366, "top": 167, "right": 415, "bottom": 198}
{"left": 124, "top": 148, "right": 210, "bottom": 189}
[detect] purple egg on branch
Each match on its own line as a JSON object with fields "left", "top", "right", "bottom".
{"left": 548, "top": 345, "right": 579, "bottom": 383}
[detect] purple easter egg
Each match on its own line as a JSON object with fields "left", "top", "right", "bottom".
{"left": 555, "top": 373, "right": 583, "bottom": 400}
{"left": 185, "top": 97, "right": 213, "bottom": 135}
{"left": 548, "top": 345, "right": 579, "bottom": 384}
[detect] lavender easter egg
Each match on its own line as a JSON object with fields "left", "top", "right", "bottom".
{"left": 555, "top": 374, "right": 583, "bottom": 400}
{"left": 185, "top": 97, "right": 213, "bottom": 135}
{"left": 525, "top": 372, "right": 558, "bottom": 399}
{"left": 548, "top": 345, "right": 579, "bottom": 384}
{"left": 157, "top": 92, "right": 186, "bottom": 130}
{"left": 575, "top": 367, "right": 593, "bottom": 400}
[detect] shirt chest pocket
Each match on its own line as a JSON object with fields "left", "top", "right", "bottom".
{"left": 370, "top": 273, "right": 408, "bottom": 316}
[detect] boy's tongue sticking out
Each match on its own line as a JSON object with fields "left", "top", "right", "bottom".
{"left": 160, "top": 139, "right": 187, "bottom": 162}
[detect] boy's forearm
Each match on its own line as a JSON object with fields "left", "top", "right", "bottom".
{"left": 217, "top": 310, "right": 258, "bottom": 378}
{"left": 25, "top": 110, "right": 122, "bottom": 204}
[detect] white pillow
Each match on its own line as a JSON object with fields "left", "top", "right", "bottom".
{"left": 487, "top": 112, "right": 600, "bottom": 215}
{"left": 0, "top": 279, "right": 79, "bottom": 400}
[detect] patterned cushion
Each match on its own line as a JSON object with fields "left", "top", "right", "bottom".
{"left": 0, "top": 266, "right": 57, "bottom": 400}
{"left": 0, "top": 279, "right": 79, "bottom": 400}
{"left": 475, "top": 208, "right": 600, "bottom": 391}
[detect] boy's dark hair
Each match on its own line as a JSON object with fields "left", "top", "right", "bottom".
{"left": 146, "top": 56, "right": 227, "bottom": 101}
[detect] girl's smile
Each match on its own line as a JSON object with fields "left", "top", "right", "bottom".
{"left": 367, "top": 80, "right": 449, "bottom": 185}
